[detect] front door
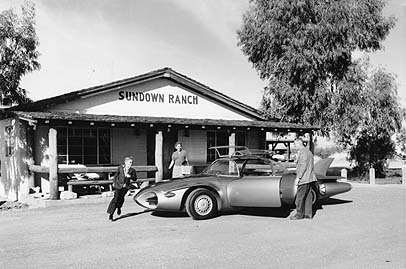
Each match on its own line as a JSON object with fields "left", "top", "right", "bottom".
{"left": 162, "top": 130, "right": 178, "bottom": 179}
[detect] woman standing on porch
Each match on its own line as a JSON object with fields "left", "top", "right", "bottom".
{"left": 107, "top": 156, "right": 137, "bottom": 221}
{"left": 168, "top": 141, "right": 189, "bottom": 178}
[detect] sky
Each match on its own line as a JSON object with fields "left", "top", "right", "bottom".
{"left": 1, "top": 0, "right": 405, "bottom": 110}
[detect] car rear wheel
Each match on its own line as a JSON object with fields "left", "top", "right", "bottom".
{"left": 185, "top": 189, "right": 218, "bottom": 220}
{"left": 294, "top": 187, "right": 317, "bottom": 206}
{"left": 311, "top": 188, "right": 317, "bottom": 205}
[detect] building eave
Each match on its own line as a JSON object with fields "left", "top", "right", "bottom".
{"left": 11, "top": 111, "right": 319, "bottom": 131}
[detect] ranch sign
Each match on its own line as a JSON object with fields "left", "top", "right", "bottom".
{"left": 118, "top": 90, "right": 199, "bottom": 105}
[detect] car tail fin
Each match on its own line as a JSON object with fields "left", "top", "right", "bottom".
{"left": 314, "top": 158, "right": 334, "bottom": 176}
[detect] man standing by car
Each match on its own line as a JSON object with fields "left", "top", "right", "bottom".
{"left": 107, "top": 156, "right": 137, "bottom": 221}
{"left": 291, "top": 137, "right": 317, "bottom": 220}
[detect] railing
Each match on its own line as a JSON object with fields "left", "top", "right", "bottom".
{"left": 28, "top": 164, "right": 159, "bottom": 193}
{"left": 28, "top": 165, "right": 158, "bottom": 174}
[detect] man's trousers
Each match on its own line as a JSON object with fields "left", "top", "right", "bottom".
{"left": 107, "top": 188, "right": 128, "bottom": 215}
{"left": 295, "top": 182, "right": 314, "bottom": 218}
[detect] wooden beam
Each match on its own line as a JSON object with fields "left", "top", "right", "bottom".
{"left": 229, "top": 132, "right": 235, "bottom": 156}
{"left": 58, "top": 165, "right": 158, "bottom": 173}
{"left": 28, "top": 165, "right": 158, "bottom": 174}
{"left": 155, "top": 130, "right": 163, "bottom": 182}
{"left": 49, "top": 128, "right": 59, "bottom": 200}
{"left": 66, "top": 178, "right": 156, "bottom": 185}
{"left": 29, "top": 165, "right": 49, "bottom": 173}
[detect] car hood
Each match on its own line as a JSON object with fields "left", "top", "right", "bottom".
{"left": 139, "top": 174, "right": 215, "bottom": 193}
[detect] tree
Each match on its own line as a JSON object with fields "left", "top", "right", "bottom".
{"left": 339, "top": 62, "right": 404, "bottom": 176}
{"left": 237, "top": 0, "right": 405, "bottom": 175}
{"left": 237, "top": 0, "right": 395, "bottom": 131}
{"left": 395, "top": 128, "right": 406, "bottom": 158}
{"left": 0, "top": 0, "right": 40, "bottom": 105}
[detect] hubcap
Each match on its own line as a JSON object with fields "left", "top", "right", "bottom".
{"left": 194, "top": 194, "right": 213, "bottom": 216}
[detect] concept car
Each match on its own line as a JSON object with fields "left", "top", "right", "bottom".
{"left": 134, "top": 155, "right": 351, "bottom": 220}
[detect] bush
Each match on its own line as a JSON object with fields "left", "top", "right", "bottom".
{"left": 314, "top": 144, "right": 342, "bottom": 159}
{"left": 349, "top": 130, "right": 395, "bottom": 178}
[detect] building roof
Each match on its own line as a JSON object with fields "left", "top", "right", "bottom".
{"left": 10, "top": 111, "right": 318, "bottom": 131}
{"left": 11, "top": 67, "right": 265, "bottom": 121}
{"left": 2, "top": 67, "right": 320, "bottom": 131}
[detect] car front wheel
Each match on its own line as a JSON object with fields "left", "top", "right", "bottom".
{"left": 185, "top": 189, "right": 218, "bottom": 220}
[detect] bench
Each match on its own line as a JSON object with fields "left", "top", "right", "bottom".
{"left": 66, "top": 177, "right": 156, "bottom": 192}
{"left": 28, "top": 164, "right": 159, "bottom": 198}
{"left": 28, "top": 164, "right": 158, "bottom": 193}
{"left": 64, "top": 165, "right": 158, "bottom": 193}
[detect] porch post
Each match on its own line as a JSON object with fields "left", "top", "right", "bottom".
{"left": 229, "top": 132, "right": 235, "bottom": 156}
{"left": 155, "top": 130, "right": 163, "bottom": 182}
{"left": 49, "top": 128, "right": 59, "bottom": 200}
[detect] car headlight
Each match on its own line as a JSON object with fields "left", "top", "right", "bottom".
{"left": 136, "top": 192, "right": 158, "bottom": 209}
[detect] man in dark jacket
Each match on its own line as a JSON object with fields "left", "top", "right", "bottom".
{"left": 107, "top": 156, "right": 137, "bottom": 221}
{"left": 290, "top": 138, "right": 317, "bottom": 220}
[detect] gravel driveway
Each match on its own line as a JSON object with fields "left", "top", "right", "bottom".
{"left": 0, "top": 183, "right": 405, "bottom": 269}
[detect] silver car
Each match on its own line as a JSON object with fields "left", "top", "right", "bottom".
{"left": 134, "top": 155, "right": 351, "bottom": 220}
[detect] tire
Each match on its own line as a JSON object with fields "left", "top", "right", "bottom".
{"left": 311, "top": 188, "right": 317, "bottom": 205}
{"left": 185, "top": 188, "right": 218, "bottom": 220}
{"left": 294, "top": 187, "right": 318, "bottom": 206}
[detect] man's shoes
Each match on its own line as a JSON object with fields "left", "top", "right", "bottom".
{"left": 304, "top": 215, "right": 313, "bottom": 219}
{"left": 109, "top": 214, "right": 113, "bottom": 221}
{"left": 117, "top": 208, "right": 121, "bottom": 215}
{"left": 290, "top": 214, "right": 304, "bottom": 220}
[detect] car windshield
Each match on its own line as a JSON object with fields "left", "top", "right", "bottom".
{"left": 202, "top": 159, "right": 242, "bottom": 177}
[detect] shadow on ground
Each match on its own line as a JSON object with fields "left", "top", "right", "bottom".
{"left": 112, "top": 198, "right": 353, "bottom": 221}
{"left": 113, "top": 209, "right": 153, "bottom": 222}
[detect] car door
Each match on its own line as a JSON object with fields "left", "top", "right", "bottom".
{"left": 226, "top": 159, "right": 282, "bottom": 207}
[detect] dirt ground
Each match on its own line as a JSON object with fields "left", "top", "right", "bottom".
{"left": 0, "top": 183, "right": 405, "bottom": 269}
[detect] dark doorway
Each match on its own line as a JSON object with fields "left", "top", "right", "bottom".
{"left": 163, "top": 129, "right": 178, "bottom": 179}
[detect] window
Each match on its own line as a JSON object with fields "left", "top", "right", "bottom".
{"left": 56, "top": 127, "right": 111, "bottom": 164}
{"left": 236, "top": 131, "right": 246, "bottom": 147}
{"left": 207, "top": 131, "right": 228, "bottom": 163}
{"left": 98, "top": 129, "right": 111, "bottom": 164}
{"left": 207, "top": 131, "right": 246, "bottom": 163}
